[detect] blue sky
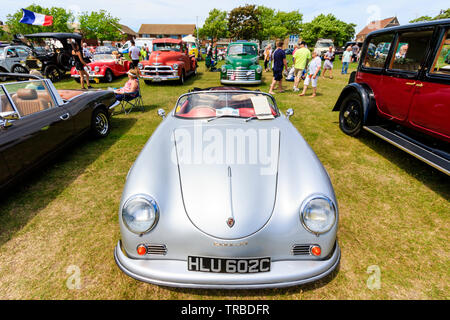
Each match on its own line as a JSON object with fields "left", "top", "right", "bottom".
{"left": 1, "top": 0, "right": 448, "bottom": 36}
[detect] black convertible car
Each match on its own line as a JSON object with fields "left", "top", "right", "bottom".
{"left": 0, "top": 73, "right": 119, "bottom": 189}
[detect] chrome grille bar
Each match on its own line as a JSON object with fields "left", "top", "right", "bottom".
{"left": 146, "top": 244, "right": 167, "bottom": 255}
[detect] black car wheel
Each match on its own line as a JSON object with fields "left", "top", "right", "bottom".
{"left": 179, "top": 70, "right": 185, "bottom": 84}
{"left": 104, "top": 69, "right": 113, "bottom": 83}
{"left": 0, "top": 67, "right": 8, "bottom": 82}
{"left": 91, "top": 109, "right": 110, "bottom": 138}
{"left": 45, "top": 65, "right": 61, "bottom": 82}
{"left": 339, "top": 92, "right": 364, "bottom": 136}
{"left": 11, "top": 65, "right": 29, "bottom": 81}
{"left": 12, "top": 65, "right": 29, "bottom": 74}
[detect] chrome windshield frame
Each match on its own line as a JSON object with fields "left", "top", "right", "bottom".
{"left": 173, "top": 90, "right": 280, "bottom": 119}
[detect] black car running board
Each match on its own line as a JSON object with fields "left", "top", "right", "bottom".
{"left": 363, "top": 126, "right": 450, "bottom": 176}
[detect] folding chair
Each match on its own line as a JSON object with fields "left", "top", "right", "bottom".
{"left": 118, "top": 79, "right": 144, "bottom": 114}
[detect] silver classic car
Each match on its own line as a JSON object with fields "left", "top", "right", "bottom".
{"left": 114, "top": 88, "right": 340, "bottom": 289}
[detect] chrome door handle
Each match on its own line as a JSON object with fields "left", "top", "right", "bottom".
{"left": 416, "top": 83, "right": 424, "bottom": 87}
{"left": 60, "top": 113, "right": 70, "bottom": 120}
{"left": 405, "top": 82, "right": 416, "bottom": 86}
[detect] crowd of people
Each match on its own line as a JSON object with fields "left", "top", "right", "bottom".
{"left": 267, "top": 40, "right": 359, "bottom": 97}
{"left": 70, "top": 37, "right": 359, "bottom": 98}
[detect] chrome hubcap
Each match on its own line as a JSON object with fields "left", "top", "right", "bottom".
{"left": 95, "top": 113, "right": 108, "bottom": 135}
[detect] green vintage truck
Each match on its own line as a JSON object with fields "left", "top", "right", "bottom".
{"left": 220, "top": 42, "right": 262, "bottom": 85}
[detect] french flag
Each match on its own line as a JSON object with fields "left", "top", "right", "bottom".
{"left": 19, "top": 8, "right": 53, "bottom": 26}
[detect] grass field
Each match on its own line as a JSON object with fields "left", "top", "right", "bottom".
{"left": 0, "top": 59, "right": 448, "bottom": 299}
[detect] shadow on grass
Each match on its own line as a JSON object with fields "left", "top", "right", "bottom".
{"left": 0, "top": 116, "right": 137, "bottom": 246}
{"left": 113, "top": 101, "right": 160, "bottom": 115}
{"left": 358, "top": 131, "right": 450, "bottom": 198}
{"left": 162, "top": 263, "right": 340, "bottom": 297}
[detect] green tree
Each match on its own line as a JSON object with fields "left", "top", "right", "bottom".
{"left": 78, "top": 10, "right": 122, "bottom": 44}
{"left": 256, "top": 6, "right": 303, "bottom": 41}
{"left": 228, "top": 5, "right": 261, "bottom": 40}
{"left": 6, "top": 4, "right": 75, "bottom": 35}
{"left": 256, "top": 5, "right": 275, "bottom": 41}
{"left": 410, "top": 8, "right": 450, "bottom": 22}
{"left": 0, "top": 27, "right": 12, "bottom": 42}
{"left": 271, "top": 10, "right": 302, "bottom": 39}
{"left": 198, "top": 9, "right": 228, "bottom": 42}
{"left": 301, "top": 14, "right": 355, "bottom": 47}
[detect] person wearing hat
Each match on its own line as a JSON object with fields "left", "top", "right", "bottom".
{"left": 114, "top": 69, "right": 139, "bottom": 100}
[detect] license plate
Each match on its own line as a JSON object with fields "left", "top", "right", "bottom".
{"left": 153, "top": 77, "right": 161, "bottom": 82}
{"left": 188, "top": 256, "right": 271, "bottom": 273}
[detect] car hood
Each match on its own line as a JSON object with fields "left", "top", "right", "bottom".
{"left": 147, "top": 51, "right": 182, "bottom": 65}
{"left": 226, "top": 55, "right": 258, "bottom": 68}
{"left": 173, "top": 123, "right": 280, "bottom": 240}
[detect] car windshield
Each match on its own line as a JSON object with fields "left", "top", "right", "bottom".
{"left": 228, "top": 44, "right": 257, "bottom": 56}
{"left": 27, "top": 38, "right": 63, "bottom": 53}
{"left": 174, "top": 92, "right": 278, "bottom": 119}
{"left": 2, "top": 80, "right": 56, "bottom": 117}
{"left": 317, "top": 42, "right": 333, "bottom": 48}
{"left": 153, "top": 42, "right": 181, "bottom": 52}
{"left": 93, "top": 54, "right": 116, "bottom": 62}
{"left": 95, "top": 46, "right": 114, "bottom": 54}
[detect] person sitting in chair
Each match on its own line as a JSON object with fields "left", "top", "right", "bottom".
{"left": 114, "top": 69, "right": 139, "bottom": 101}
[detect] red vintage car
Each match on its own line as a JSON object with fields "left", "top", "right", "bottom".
{"left": 138, "top": 38, "right": 197, "bottom": 85}
{"left": 70, "top": 53, "right": 132, "bottom": 83}
{"left": 333, "top": 19, "right": 450, "bottom": 175}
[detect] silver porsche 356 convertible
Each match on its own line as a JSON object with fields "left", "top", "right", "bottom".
{"left": 114, "top": 87, "right": 340, "bottom": 289}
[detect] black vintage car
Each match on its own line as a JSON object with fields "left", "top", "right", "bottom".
{"left": 24, "top": 33, "right": 83, "bottom": 82}
{"left": 0, "top": 73, "right": 119, "bottom": 189}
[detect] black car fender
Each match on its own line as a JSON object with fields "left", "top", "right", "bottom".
{"left": 332, "top": 82, "right": 377, "bottom": 125}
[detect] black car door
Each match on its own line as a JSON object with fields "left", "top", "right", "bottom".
{"left": 0, "top": 154, "right": 11, "bottom": 187}
{"left": 0, "top": 82, "right": 74, "bottom": 180}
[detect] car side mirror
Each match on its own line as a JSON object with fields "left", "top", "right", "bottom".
{"left": 0, "top": 111, "right": 19, "bottom": 129}
{"left": 286, "top": 108, "right": 294, "bottom": 120}
{"left": 157, "top": 108, "right": 166, "bottom": 119}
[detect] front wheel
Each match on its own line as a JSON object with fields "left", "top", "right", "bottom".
{"left": 179, "top": 70, "right": 185, "bottom": 85}
{"left": 339, "top": 92, "right": 364, "bottom": 136}
{"left": 91, "top": 108, "right": 110, "bottom": 138}
{"left": 144, "top": 79, "right": 152, "bottom": 85}
{"left": 45, "top": 65, "right": 61, "bottom": 82}
{"left": 104, "top": 69, "right": 113, "bottom": 83}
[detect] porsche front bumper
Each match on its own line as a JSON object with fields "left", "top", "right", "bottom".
{"left": 114, "top": 240, "right": 340, "bottom": 289}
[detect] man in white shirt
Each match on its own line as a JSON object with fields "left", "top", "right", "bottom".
{"left": 129, "top": 40, "right": 141, "bottom": 68}
{"left": 82, "top": 43, "right": 92, "bottom": 62}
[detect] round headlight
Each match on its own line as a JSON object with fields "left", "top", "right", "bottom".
{"left": 301, "top": 195, "right": 336, "bottom": 235}
{"left": 94, "top": 66, "right": 100, "bottom": 72}
{"left": 256, "top": 65, "right": 262, "bottom": 73}
{"left": 138, "top": 63, "right": 143, "bottom": 70}
{"left": 173, "top": 63, "right": 179, "bottom": 70}
{"left": 221, "top": 65, "right": 227, "bottom": 73}
{"left": 122, "top": 195, "right": 159, "bottom": 234}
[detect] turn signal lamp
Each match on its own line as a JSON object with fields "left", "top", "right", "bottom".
{"left": 311, "top": 245, "right": 321, "bottom": 257}
{"left": 137, "top": 244, "right": 147, "bottom": 256}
